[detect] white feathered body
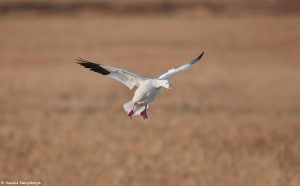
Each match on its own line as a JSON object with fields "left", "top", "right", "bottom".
{"left": 133, "top": 79, "right": 161, "bottom": 104}
{"left": 123, "top": 80, "right": 162, "bottom": 116}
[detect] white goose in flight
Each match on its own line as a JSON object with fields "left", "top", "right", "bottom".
{"left": 77, "top": 52, "right": 204, "bottom": 119}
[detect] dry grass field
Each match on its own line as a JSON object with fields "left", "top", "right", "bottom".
{"left": 0, "top": 10, "right": 300, "bottom": 186}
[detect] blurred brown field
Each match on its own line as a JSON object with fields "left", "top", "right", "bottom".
{"left": 0, "top": 1, "right": 300, "bottom": 186}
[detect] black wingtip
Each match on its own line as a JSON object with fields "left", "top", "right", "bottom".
{"left": 76, "top": 58, "right": 111, "bottom": 75}
{"left": 199, "top": 51, "right": 204, "bottom": 59}
{"left": 190, "top": 51, "right": 204, "bottom": 65}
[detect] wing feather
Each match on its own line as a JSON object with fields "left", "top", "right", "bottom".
{"left": 158, "top": 52, "right": 204, "bottom": 79}
{"left": 77, "top": 58, "right": 145, "bottom": 89}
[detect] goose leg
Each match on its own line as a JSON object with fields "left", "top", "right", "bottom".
{"left": 128, "top": 110, "right": 134, "bottom": 118}
{"left": 140, "top": 105, "right": 148, "bottom": 120}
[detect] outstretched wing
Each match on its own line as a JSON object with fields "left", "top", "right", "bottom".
{"left": 158, "top": 52, "right": 204, "bottom": 79}
{"left": 77, "top": 58, "right": 145, "bottom": 89}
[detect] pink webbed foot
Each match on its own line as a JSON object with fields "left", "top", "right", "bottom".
{"left": 128, "top": 110, "right": 134, "bottom": 119}
{"left": 140, "top": 106, "right": 148, "bottom": 120}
